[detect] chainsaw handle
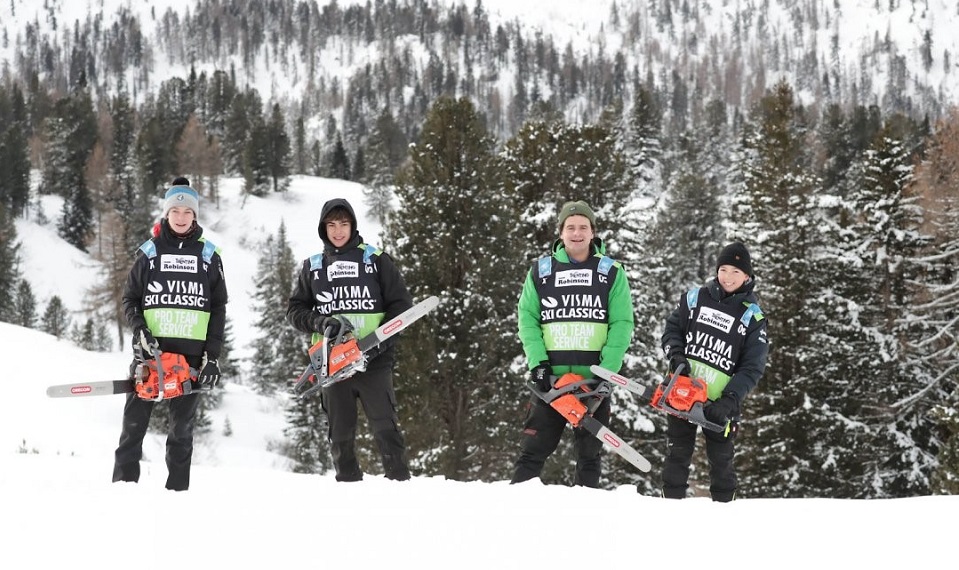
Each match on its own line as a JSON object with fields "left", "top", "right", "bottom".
{"left": 528, "top": 376, "right": 611, "bottom": 414}
{"left": 658, "top": 370, "right": 729, "bottom": 434}
{"left": 671, "top": 360, "right": 689, "bottom": 378}
{"left": 660, "top": 399, "right": 728, "bottom": 433}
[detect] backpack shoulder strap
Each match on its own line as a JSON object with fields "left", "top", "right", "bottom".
{"left": 537, "top": 256, "right": 553, "bottom": 279}
{"left": 138, "top": 239, "right": 157, "bottom": 259}
{"left": 597, "top": 255, "right": 615, "bottom": 276}
{"left": 741, "top": 302, "right": 764, "bottom": 325}
{"left": 197, "top": 238, "right": 217, "bottom": 264}
{"left": 361, "top": 243, "right": 382, "bottom": 265}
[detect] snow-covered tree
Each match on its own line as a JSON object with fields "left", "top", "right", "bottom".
{"left": 387, "top": 96, "right": 524, "bottom": 481}
{"left": 249, "top": 221, "right": 306, "bottom": 393}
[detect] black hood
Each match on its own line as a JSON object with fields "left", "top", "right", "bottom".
{"left": 318, "top": 198, "right": 360, "bottom": 250}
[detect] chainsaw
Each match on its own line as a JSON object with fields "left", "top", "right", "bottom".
{"left": 46, "top": 349, "right": 202, "bottom": 400}
{"left": 589, "top": 363, "right": 729, "bottom": 434}
{"left": 293, "top": 295, "right": 440, "bottom": 398}
{"left": 132, "top": 350, "right": 201, "bottom": 401}
{"left": 528, "top": 373, "right": 652, "bottom": 473}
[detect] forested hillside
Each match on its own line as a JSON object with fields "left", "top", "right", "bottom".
{"left": 1, "top": 0, "right": 958, "bottom": 498}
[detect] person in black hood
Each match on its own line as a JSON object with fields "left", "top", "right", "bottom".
{"left": 113, "top": 177, "right": 228, "bottom": 491}
{"left": 659, "top": 241, "right": 769, "bottom": 502}
{"left": 287, "top": 198, "right": 414, "bottom": 481}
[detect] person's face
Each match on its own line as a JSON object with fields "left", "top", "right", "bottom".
{"left": 717, "top": 265, "right": 749, "bottom": 293}
{"left": 560, "top": 215, "right": 594, "bottom": 262}
{"left": 325, "top": 219, "right": 352, "bottom": 248}
{"left": 167, "top": 206, "right": 195, "bottom": 234}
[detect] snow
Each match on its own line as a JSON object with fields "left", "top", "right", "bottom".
{"left": 4, "top": 0, "right": 959, "bottom": 566}
{"left": 5, "top": 175, "right": 957, "bottom": 569}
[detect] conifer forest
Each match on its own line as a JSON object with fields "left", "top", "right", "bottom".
{"left": 1, "top": 0, "right": 958, "bottom": 497}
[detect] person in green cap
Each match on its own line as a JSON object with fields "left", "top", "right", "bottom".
{"left": 510, "top": 201, "right": 634, "bottom": 487}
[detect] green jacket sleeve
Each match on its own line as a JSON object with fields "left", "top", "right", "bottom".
{"left": 598, "top": 264, "right": 634, "bottom": 373}
{"left": 517, "top": 268, "right": 548, "bottom": 369}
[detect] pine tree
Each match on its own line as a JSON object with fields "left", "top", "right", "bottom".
{"left": 72, "top": 318, "right": 97, "bottom": 350}
{"left": 283, "top": 396, "right": 332, "bottom": 474}
{"left": 41, "top": 86, "right": 97, "bottom": 251}
{"left": 293, "top": 115, "right": 307, "bottom": 174}
{"left": 41, "top": 296, "right": 72, "bottom": 339}
{"left": 42, "top": 87, "right": 97, "bottom": 199}
{"left": 832, "top": 121, "right": 934, "bottom": 497}
{"left": 249, "top": 221, "right": 307, "bottom": 393}
{"left": 57, "top": 178, "right": 95, "bottom": 252}
{"left": 361, "top": 108, "right": 408, "bottom": 223}
{"left": 202, "top": 70, "right": 238, "bottom": 142}
{"left": 136, "top": 116, "right": 173, "bottom": 209}
{"left": 266, "top": 103, "right": 292, "bottom": 192}
{"left": 217, "top": 316, "right": 240, "bottom": 379}
{"left": 628, "top": 81, "right": 665, "bottom": 198}
{"left": 731, "top": 81, "right": 831, "bottom": 498}
{"left": 387, "top": 97, "right": 524, "bottom": 481}
{"left": 13, "top": 279, "right": 37, "bottom": 329}
{"left": 327, "top": 132, "right": 351, "bottom": 180}
{"left": 0, "top": 86, "right": 31, "bottom": 219}
{"left": 243, "top": 113, "right": 271, "bottom": 198}
{"left": 352, "top": 146, "right": 366, "bottom": 182}
{"left": 225, "top": 88, "right": 262, "bottom": 175}
{"left": 501, "top": 118, "right": 633, "bottom": 259}
{"left": 904, "top": 108, "right": 959, "bottom": 494}
{"left": 111, "top": 86, "right": 153, "bottom": 253}
{"left": 0, "top": 204, "right": 22, "bottom": 323}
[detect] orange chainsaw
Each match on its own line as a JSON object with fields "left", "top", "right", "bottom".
{"left": 590, "top": 364, "right": 728, "bottom": 433}
{"left": 293, "top": 296, "right": 439, "bottom": 398}
{"left": 528, "top": 372, "right": 651, "bottom": 473}
{"left": 46, "top": 349, "right": 202, "bottom": 400}
{"left": 132, "top": 350, "right": 201, "bottom": 401}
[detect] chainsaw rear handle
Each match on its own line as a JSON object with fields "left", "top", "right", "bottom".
{"left": 528, "top": 374, "right": 610, "bottom": 402}
{"left": 134, "top": 350, "right": 203, "bottom": 401}
{"left": 659, "top": 366, "right": 729, "bottom": 434}
{"left": 659, "top": 397, "right": 728, "bottom": 433}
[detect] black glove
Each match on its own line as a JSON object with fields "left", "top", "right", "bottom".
{"left": 133, "top": 327, "right": 158, "bottom": 361}
{"left": 668, "top": 353, "right": 690, "bottom": 376}
{"left": 530, "top": 362, "right": 552, "bottom": 392}
{"left": 198, "top": 353, "right": 221, "bottom": 388}
{"left": 310, "top": 314, "right": 351, "bottom": 336}
{"left": 704, "top": 394, "right": 739, "bottom": 424}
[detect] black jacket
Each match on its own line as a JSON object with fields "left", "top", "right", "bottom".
{"left": 661, "top": 278, "right": 768, "bottom": 406}
{"left": 287, "top": 199, "right": 412, "bottom": 370}
{"left": 122, "top": 220, "right": 228, "bottom": 359}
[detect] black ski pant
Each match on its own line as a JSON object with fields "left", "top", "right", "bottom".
{"left": 112, "top": 390, "right": 201, "bottom": 491}
{"left": 662, "top": 413, "right": 737, "bottom": 501}
{"left": 323, "top": 365, "right": 410, "bottom": 481}
{"left": 511, "top": 395, "right": 611, "bottom": 488}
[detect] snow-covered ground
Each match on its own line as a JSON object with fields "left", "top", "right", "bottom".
{"left": 4, "top": 176, "right": 956, "bottom": 569}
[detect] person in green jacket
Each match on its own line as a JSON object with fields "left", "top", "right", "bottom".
{"left": 510, "top": 201, "right": 634, "bottom": 487}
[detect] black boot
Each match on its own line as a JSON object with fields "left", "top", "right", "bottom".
{"left": 374, "top": 429, "right": 411, "bottom": 481}
{"left": 331, "top": 440, "right": 363, "bottom": 482}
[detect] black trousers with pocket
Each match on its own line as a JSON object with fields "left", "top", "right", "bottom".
{"left": 322, "top": 365, "right": 411, "bottom": 481}
{"left": 662, "top": 413, "right": 737, "bottom": 501}
{"left": 112, "top": 388, "right": 201, "bottom": 491}
{"left": 511, "top": 395, "right": 611, "bottom": 488}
